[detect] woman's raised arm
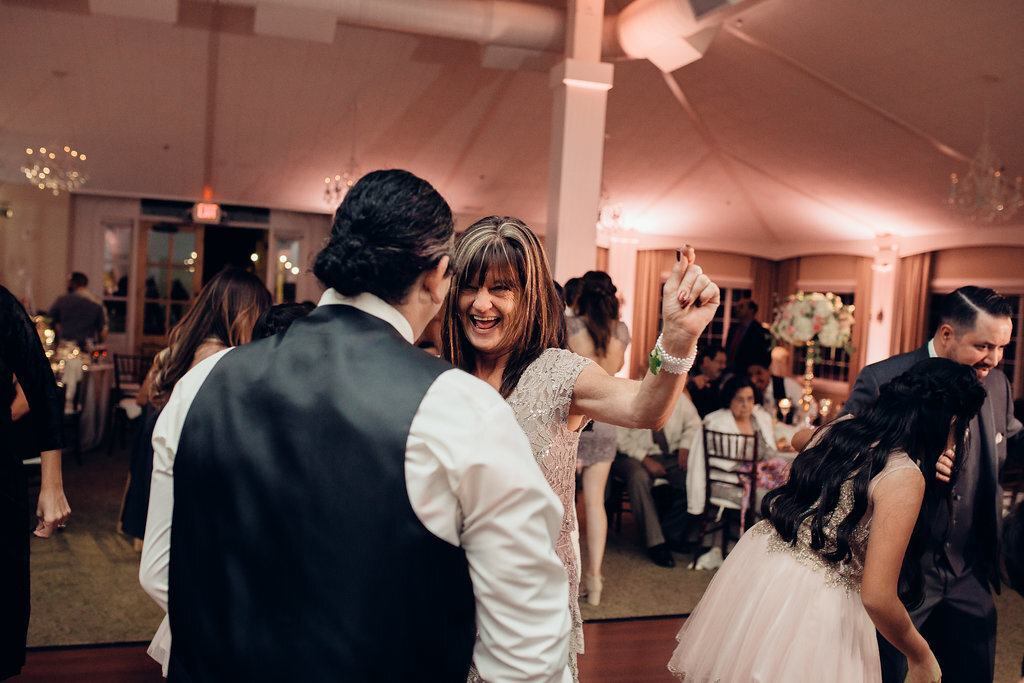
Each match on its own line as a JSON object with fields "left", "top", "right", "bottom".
{"left": 570, "top": 247, "right": 719, "bottom": 430}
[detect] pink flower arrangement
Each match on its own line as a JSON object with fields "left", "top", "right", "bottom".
{"left": 769, "top": 292, "right": 854, "bottom": 350}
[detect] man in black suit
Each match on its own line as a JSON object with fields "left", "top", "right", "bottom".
{"left": 844, "top": 286, "right": 1022, "bottom": 682}
{"left": 724, "top": 297, "right": 771, "bottom": 374}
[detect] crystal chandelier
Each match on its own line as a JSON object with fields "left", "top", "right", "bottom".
{"left": 21, "top": 145, "right": 89, "bottom": 196}
{"left": 323, "top": 103, "right": 360, "bottom": 210}
{"left": 947, "top": 133, "right": 1022, "bottom": 223}
{"left": 323, "top": 161, "right": 359, "bottom": 209}
{"left": 596, "top": 194, "right": 638, "bottom": 243}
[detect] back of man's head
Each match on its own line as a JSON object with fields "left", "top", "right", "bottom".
{"left": 69, "top": 272, "right": 88, "bottom": 289}
{"left": 312, "top": 169, "right": 453, "bottom": 305}
{"left": 937, "top": 286, "right": 1012, "bottom": 336}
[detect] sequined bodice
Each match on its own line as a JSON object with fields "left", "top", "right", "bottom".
{"left": 507, "top": 349, "right": 590, "bottom": 517}
{"left": 755, "top": 451, "right": 916, "bottom": 593}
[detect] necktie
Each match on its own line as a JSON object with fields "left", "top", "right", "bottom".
{"left": 652, "top": 428, "right": 671, "bottom": 457}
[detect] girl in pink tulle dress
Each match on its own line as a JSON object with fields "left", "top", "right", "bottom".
{"left": 669, "top": 358, "right": 985, "bottom": 683}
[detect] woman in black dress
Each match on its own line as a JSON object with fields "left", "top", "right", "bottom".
{"left": 1, "top": 285, "right": 71, "bottom": 679}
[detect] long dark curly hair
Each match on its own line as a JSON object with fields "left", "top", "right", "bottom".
{"left": 762, "top": 357, "right": 986, "bottom": 608}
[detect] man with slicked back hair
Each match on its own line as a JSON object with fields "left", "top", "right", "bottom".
{"left": 844, "top": 285, "right": 1022, "bottom": 682}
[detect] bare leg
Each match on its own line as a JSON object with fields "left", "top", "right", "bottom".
{"left": 581, "top": 460, "right": 612, "bottom": 605}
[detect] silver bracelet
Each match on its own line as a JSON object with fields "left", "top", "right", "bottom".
{"left": 648, "top": 333, "right": 697, "bottom": 375}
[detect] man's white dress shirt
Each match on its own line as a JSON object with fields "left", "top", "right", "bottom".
{"left": 616, "top": 392, "right": 702, "bottom": 463}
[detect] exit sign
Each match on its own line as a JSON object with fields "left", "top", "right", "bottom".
{"left": 193, "top": 202, "right": 220, "bottom": 222}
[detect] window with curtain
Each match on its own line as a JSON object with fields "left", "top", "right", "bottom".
{"left": 697, "top": 287, "right": 752, "bottom": 349}
{"left": 102, "top": 219, "right": 133, "bottom": 334}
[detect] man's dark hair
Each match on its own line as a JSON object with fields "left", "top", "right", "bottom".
{"left": 69, "top": 272, "right": 88, "bottom": 288}
{"left": 696, "top": 343, "right": 725, "bottom": 367}
{"left": 746, "top": 300, "right": 758, "bottom": 315}
{"left": 312, "top": 169, "right": 453, "bottom": 305}
{"left": 937, "top": 286, "right": 1012, "bottom": 335}
{"left": 252, "top": 301, "right": 316, "bottom": 340}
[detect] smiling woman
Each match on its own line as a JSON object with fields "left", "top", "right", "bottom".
{"left": 441, "top": 215, "right": 721, "bottom": 680}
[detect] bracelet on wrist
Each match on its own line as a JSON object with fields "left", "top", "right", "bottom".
{"left": 648, "top": 334, "right": 696, "bottom": 375}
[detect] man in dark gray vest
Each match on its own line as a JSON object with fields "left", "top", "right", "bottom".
{"left": 844, "top": 286, "right": 1021, "bottom": 682}
{"left": 140, "top": 170, "right": 571, "bottom": 682}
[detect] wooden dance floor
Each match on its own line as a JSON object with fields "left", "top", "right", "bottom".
{"left": 20, "top": 616, "right": 684, "bottom": 681}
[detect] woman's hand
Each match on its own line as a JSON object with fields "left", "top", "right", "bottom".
{"left": 935, "top": 448, "right": 954, "bottom": 483}
{"left": 34, "top": 486, "right": 71, "bottom": 538}
{"left": 907, "top": 650, "right": 941, "bottom": 683}
{"left": 659, "top": 246, "right": 720, "bottom": 354}
{"left": 34, "top": 449, "right": 70, "bottom": 538}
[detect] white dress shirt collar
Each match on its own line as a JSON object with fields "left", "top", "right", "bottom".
{"left": 927, "top": 338, "right": 937, "bottom": 358}
{"left": 317, "top": 288, "right": 415, "bottom": 344}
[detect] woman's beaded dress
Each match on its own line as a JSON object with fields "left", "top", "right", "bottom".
{"left": 668, "top": 450, "right": 918, "bottom": 682}
{"left": 507, "top": 348, "right": 591, "bottom": 680}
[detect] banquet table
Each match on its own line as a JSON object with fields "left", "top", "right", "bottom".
{"left": 56, "top": 356, "right": 114, "bottom": 452}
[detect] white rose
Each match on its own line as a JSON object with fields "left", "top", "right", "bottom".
{"left": 818, "top": 320, "right": 842, "bottom": 348}
{"left": 792, "top": 316, "right": 814, "bottom": 342}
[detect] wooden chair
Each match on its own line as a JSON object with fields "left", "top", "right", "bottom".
{"left": 605, "top": 470, "right": 633, "bottom": 533}
{"left": 692, "top": 429, "right": 759, "bottom": 567}
{"left": 106, "top": 353, "right": 153, "bottom": 455}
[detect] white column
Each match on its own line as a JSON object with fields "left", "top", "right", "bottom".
{"left": 546, "top": 0, "right": 613, "bottom": 283}
{"left": 605, "top": 232, "right": 639, "bottom": 377}
{"left": 865, "top": 237, "right": 899, "bottom": 365}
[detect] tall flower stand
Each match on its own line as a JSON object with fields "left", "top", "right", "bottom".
{"left": 798, "top": 342, "right": 816, "bottom": 427}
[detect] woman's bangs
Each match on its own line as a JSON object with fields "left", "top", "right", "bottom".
{"left": 459, "top": 238, "right": 520, "bottom": 289}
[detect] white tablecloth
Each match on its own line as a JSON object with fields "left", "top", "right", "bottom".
{"left": 57, "top": 358, "right": 114, "bottom": 451}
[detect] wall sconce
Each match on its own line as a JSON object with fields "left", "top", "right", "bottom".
{"left": 0, "top": 205, "right": 12, "bottom": 219}
{"left": 871, "top": 234, "right": 899, "bottom": 272}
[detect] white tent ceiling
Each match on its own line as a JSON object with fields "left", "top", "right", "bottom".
{"left": 1, "top": 0, "right": 1022, "bottom": 259}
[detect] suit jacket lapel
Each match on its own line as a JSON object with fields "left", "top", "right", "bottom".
{"left": 977, "top": 375, "right": 1001, "bottom": 522}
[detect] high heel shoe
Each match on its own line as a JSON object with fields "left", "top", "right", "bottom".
{"left": 585, "top": 574, "right": 603, "bottom": 606}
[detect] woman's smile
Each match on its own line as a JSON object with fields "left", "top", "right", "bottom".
{"left": 458, "top": 271, "right": 518, "bottom": 355}
{"left": 470, "top": 314, "right": 501, "bottom": 331}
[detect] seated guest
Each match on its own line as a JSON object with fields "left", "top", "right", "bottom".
{"left": 48, "top": 272, "right": 106, "bottom": 349}
{"left": 743, "top": 352, "right": 816, "bottom": 425}
{"left": 614, "top": 392, "right": 702, "bottom": 567}
{"left": 686, "top": 376, "right": 784, "bottom": 537}
{"left": 686, "top": 343, "right": 727, "bottom": 417}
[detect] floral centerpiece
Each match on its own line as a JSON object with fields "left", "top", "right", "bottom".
{"left": 770, "top": 292, "right": 855, "bottom": 426}
{"left": 769, "top": 291, "right": 855, "bottom": 354}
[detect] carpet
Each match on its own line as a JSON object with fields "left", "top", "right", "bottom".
{"left": 25, "top": 444, "right": 1024, "bottom": 681}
